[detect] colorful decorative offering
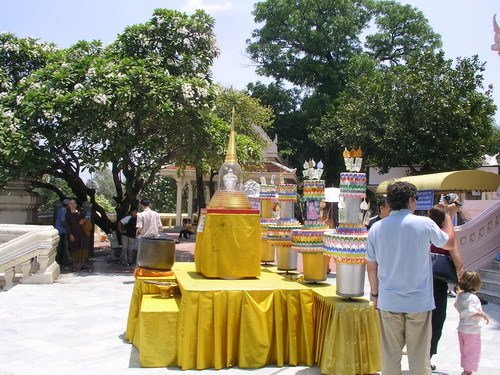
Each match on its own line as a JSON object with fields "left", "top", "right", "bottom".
{"left": 339, "top": 172, "right": 367, "bottom": 197}
{"left": 260, "top": 217, "right": 278, "bottom": 239}
{"left": 259, "top": 184, "right": 277, "bottom": 200}
{"left": 303, "top": 180, "right": 326, "bottom": 200}
{"left": 323, "top": 147, "right": 369, "bottom": 265}
{"left": 277, "top": 184, "right": 297, "bottom": 201}
{"left": 322, "top": 230, "right": 368, "bottom": 264}
{"left": 266, "top": 218, "right": 302, "bottom": 247}
{"left": 291, "top": 221, "right": 329, "bottom": 253}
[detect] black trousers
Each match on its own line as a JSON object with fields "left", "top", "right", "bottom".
{"left": 431, "top": 277, "right": 448, "bottom": 356}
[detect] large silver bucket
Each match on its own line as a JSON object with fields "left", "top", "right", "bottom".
{"left": 137, "top": 237, "right": 175, "bottom": 270}
{"left": 277, "top": 245, "right": 297, "bottom": 271}
{"left": 335, "top": 262, "right": 366, "bottom": 297}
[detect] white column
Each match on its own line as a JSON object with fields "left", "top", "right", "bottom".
{"left": 204, "top": 186, "right": 210, "bottom": 205}
{"left": 176, "top": 178, "right": 184, "bottom": 227}
{"left": 187, "top": 182, "right": 193, "bottom": 220}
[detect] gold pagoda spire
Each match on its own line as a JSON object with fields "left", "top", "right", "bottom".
{"left": 225, "top": 107, "right": 237, "bottom": 163}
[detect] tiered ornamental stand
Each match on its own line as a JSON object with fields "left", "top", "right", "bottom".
{"left": 323, "top": 148, "right": 371, "bottom": 297}
{"left": 258, "top": 183, "right": 277, "bottom": 263}
{"left": 291, "top": 161, "right": 329, "bottom": 282}
{"left": 266, "top": 184, "right": 301, "bottom": 271}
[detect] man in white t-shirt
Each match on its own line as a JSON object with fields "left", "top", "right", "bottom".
{"left": 136, "top": 199, "right": 162, "bottom": 238}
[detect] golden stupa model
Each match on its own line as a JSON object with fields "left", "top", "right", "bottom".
{"left": 195, "top": 108, "right": 261, "bottom": 279}
{"left": 207, "top": 108, "right": 252, "bottom": 210}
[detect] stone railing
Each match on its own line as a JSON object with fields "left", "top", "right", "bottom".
{"left": 0, "top": 224, "right": 60, "bottom": 291}
{"left": 456, "top": 200, "right": 500, "bottom": 271}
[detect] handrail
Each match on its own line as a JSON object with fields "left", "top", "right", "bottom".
{"left": 455, "top": 201, "right": 500, "bottom": 271}
{"left": 0, "top": 224, "right": 60, "bottom": 290}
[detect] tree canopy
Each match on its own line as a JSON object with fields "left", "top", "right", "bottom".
{"left": 317, "top": 51, "right": 497, "bottom": 173}
{"left": 0, "top": 9, "right": 221, "bottom": 231}
{"left": 246, "top": 0, "right": 495, "bottom": 180}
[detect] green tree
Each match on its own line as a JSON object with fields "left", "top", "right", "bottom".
{"left": 365, "top": 0, "right": 441, "bottom": 64}
{"left": 245, "top": 0, "right": 442, "bottom": 180}
{"left": 86, "top": 168, "right": 116, "bottom": 206}
{"left": 247, "top": 81, "right": 335, "bottom": 175}
{"left": 318, "top": 51, "right": 497, "bottom": 173}
{"left": 142, "top": 175, "right": 177, "bottom": 213}
{"left": 0, "top": 9, "right": 219, "bottom": 232}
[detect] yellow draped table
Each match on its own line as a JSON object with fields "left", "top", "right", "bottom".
{"left": 312, "top": 287, "right": 381, "bottom": 375}
{"left": 194, "top": 211, "right": 261, "bottom": 278}
{"left": 124, "top": 262, "right": 381, "bottom": 374}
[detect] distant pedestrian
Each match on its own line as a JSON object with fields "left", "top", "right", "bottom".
{"left": 54, "top": 198, "right": 71, "bottom": 265}
{"left": 63, "top": 199, "right": 90, "bottom": 272}
{"left": 454, "top": 271, "right": 489, "bottom": 375}
{"left": 136, "top": 199, "right": 162, "bottom": 238}
{"left": 119, "top": 209, "right": 138, "bottom": 265}
{"left": 366, "top": 197, "right": 391, "bottom": 230}
{"left": 178, "top": 218, "right": 194, "bottom": 239}
{"left": 366, "top": 181, "right": 455, "bottom": 375}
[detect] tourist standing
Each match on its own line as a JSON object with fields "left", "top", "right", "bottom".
{"left": 366, "top": 181, "right": 455, "bottom": 375}
{"left": 455, "top": 271, "right": 489, "bottom": 375}
{"left": 119, "top": 209, "right": 138, "bottom": 265}
{"left": 63, "top": 199, "right": 90, "bottom": 272}
{"left": 366, "top": 197, "right": 391, "bottom": 230}
{"left": 136, "top": 199, "right": 162, "bottom": 238}
{"left": 54, "top": 198, "right": 71, "bottom": 266}
{"left": 428, "top": 203, "right": 463, "bottom": 370}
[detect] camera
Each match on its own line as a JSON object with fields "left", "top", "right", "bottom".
{"left": 444, "top": 193, "right": 462, "bottom": 206}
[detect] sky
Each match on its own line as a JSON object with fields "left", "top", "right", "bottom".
{"left": 1, "top": 0, "right": 499, "bottom": 123}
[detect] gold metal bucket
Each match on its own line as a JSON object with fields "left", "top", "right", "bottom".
{"left": 276, "top": 245, "right": 297, "bottom": 271}
{"left": 260, "top": 239, "right": 275, "bottom": 263}
{"left": 302, "top": 252, "right": 327, "bottom": 282}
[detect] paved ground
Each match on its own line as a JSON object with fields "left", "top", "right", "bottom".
{"left": 0, "top": 239, "right": 499, "bottom": 375}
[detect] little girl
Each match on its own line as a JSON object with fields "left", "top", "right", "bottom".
{"left": 454, "top": 271, "right": 490, "bottom": 375}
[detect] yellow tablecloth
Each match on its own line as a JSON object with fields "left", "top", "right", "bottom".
{"left": 125, "top": 273, "right": 177, "bottom": 346}
{"left": 175, "top": 266, "right": 314, "bottom": 370}
{"left": 194, "top": 213, "right": 261, "bottom": 278}
{"left": 139, "top": 295, "right": 180, "bottom": 367}
{"left": 312, "top": 288, "right": 381, "bottom": 375}
{"left": 125, "top": 262, "right": 381, "bottom": 374}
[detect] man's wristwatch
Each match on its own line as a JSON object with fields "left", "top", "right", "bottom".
{"left": 370, "top": 293, "right": 378, "bottom": 297}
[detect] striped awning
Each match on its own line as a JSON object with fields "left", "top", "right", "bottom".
{"left": 376, "top": 170, "right": 500, "bottom": 194}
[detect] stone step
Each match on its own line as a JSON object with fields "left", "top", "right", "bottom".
{"left": 477, "top": 289, "right": 500, "bottom": 305}
{"left": 481, "top": 276, "right": 500, "bottom": 294}
{"left": 491, "top": 260, "right": 500, "bottom": 270}
{"left": 479, "top": 268, "right": 500, "bottom": 282}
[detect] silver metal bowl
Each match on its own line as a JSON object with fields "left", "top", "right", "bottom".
{"left": 137, "top": 237, "right": 176, "bottom": 270}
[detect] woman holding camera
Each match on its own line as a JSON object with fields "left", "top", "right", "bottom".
{"left": 428, "top": 198, "right": 464, "bottom": 371}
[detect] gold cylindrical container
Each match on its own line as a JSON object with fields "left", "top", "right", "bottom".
{"left": 260, "top": 239, "right": 275, "bottom": 263}
{"left": 302, "top": 252, "right": 327, "bottom": 282}
{"left": 261, "top": 199, "right": 273, "bottom": 218}
{"left": 276, "top": 245, "right": 297, "bottom": 271}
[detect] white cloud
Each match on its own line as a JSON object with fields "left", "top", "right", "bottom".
{"left": 181, "top": 0, "right": 233, "bottom": 14}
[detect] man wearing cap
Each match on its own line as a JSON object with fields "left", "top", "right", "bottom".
{"left": 136, "top": 199, "right": 163, "bottom": 238}
{"left": 366, "top": 181, "right": 455, "bottom": 375}
{"left": 54, "top": 198, "right": 71, "bottom": 265}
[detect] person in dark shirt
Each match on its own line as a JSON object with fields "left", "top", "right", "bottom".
{"left": 119, "top": 209, "right": 138, "bottom": 266}
{"left": 366, "top": 197, "right": 390, "bottom": 230}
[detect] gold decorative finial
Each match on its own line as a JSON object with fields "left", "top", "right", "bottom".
{"left": 225, "top": 107, "right": 237, "bottom": 163}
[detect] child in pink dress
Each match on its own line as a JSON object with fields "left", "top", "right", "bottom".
{"left": 454, "top": 271, "right": 490, "bottom": 375}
